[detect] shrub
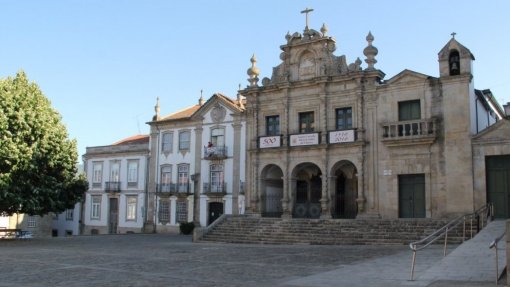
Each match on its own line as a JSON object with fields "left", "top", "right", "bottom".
{"left": 179, "top": 222, "right": 195, "bottom": 235}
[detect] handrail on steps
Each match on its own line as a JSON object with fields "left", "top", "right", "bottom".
{"left": 408, "top": 203, "right": 494, "bottom": 281}
{"left": 489, "top": 231, "right": 505, "bottom": 285}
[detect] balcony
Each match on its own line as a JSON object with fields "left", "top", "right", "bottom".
{"left": 105, "top": 181, "right": 121, "bottom": 193}
{"left": 381, "top": 118, "right": 437, "bottom": 146}
{"left": 157, "top": 183, "right": 176, "bottom": 194}
{"left": 203, "top": 146, "right": 228, "bottom": 159}
{"left": 203, "top": 182, "right": 227, "bottom": 194}
{"left": 157, "top": 183, "right": 191, "bottom": 195}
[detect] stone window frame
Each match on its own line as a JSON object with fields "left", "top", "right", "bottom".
{"left": 298, "top": 111, "right": 315, "bottom": 133}
{"left": 92, "top": 161, "right": 103, "bottom": 188}
{"left": 335, "top": 107, "right": 353, "bottom": 130}
{"left": 109, "top": 160, "right": 121, "bottom": 183}
{"left": 127, "top": 159, "right": 139, "bottom": 188}
{"left": 126, "top": 195, "right": 137, "bottom": 221}
{"left": 161, "top": 132, "right": 174, "bottom": 154}
{"left": 210, "top": 126, "right": 226, "bottom": 148}
{"left": 176, "top": 200, "right": 188, "bottom": 223}
{"left": 65, "top": 209, "right": 74, "bottom": 221}
{"left": 158, "top": 199, "right": 170, "bottom": 224}
{"left": 160, "top": 164, "right": 173, "bottom": 185}
{"left": 27, "top": 216, "right": 37, "bottom": 228}
{"left": 177, "top": 163, "right": 190, "bottom": 193}
{"left": 265, "top": 115, "right": 280, "bottom": 136}
{"left": 178, "top": 130, "right": 191, "bottom": 152}
{"left": 91, "top": 195, "right": 101, "bottom": 220}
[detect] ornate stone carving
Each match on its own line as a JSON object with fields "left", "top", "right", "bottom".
{"left": 211, "top": 104, "right": 226, "bottom": 123}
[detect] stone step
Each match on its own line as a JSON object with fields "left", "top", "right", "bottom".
{"left": 201, "top": 215, "right": 467, "bottom": 245}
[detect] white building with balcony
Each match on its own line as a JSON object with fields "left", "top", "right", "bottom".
{"left": 82, "top": 135, "right": 149, "bottom": 234}
{"left": 145, "top": 93, "right": 246, "bottom": 232}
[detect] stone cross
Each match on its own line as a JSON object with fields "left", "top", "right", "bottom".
{"left": 301, "top": 7, "right": 314, "bottom": 30}
{"left": 451, "top": 32, "right": 456, "bottom": 38}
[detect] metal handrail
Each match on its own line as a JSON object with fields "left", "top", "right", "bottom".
{"left": 409, "top": 203, "right": 493, "bottom": 281}
{"left": 489, "top": 231, "right": 506, "bottom": 285}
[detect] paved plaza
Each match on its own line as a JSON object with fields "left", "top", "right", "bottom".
{"left": 0, "top": 233, "right": 505, "bottom": 287}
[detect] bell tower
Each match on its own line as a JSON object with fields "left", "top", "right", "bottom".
{"left": 438, "top": 33, "right": 475, "bottom": 77}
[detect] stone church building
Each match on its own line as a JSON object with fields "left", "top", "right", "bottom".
{"left": 241, "top": 21, "right": 510, "bottom": 221}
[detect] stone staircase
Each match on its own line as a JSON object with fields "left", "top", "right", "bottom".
{"left": 199, "top": 215, "right": 468, "bottom": 245}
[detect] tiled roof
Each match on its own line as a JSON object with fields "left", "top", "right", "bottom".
{"left": 160, "top": 105, "right": 201, "bottom": 120}
{"left": 112, "top": 134, "right": 149, "bottom": 145}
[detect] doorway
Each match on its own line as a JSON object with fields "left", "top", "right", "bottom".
{"left": 486, "top": 155, "right": 510, "bottom": 218}
{"left": 208, "top": 202, "right": 224, "bottom": 225}
{"left": 398, "top": 174, "right": 425, "bottom": 218}
{"left": 292, "top": 163, "right": 322, "bottom": 218}
{"left": 108, "top": 198, "right": 118, "bottom": 234}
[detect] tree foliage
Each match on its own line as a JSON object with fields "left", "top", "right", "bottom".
{"left": 0, "top": 71, "right": 88, "bottom": 216}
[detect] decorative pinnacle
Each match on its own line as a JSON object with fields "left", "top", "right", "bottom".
{"left": 153, "top": 97, "right": 161, "bottom": 121}
{"left": 321, "top": 23, "right": 328, "bottom": 36}
{"left": 199, "top": 89, "right": 205, "bottom": 106}
{"left": 363, "top": 31, "right": 378, "bottom": 71}
{"left": 247, "top": 53, "right": 260, "bottom": 87}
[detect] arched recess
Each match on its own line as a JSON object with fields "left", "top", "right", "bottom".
{"left": 330, "top": 160, "right": 358, "bottom": 219}
{"left": 291, "top": 162, "right": 322, "bottom": 218}
{"left": 260, "top": 164, "right": 284, "bottom": 217}
{"left": 449, "top": 50, "right": 460, "bottom": 76}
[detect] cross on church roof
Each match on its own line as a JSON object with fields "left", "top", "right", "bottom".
{"left": 301, "top": 7, "right": 314, "bottom": 30}
{"left": 451, "top": 32, "right": 457, "bottom": 38}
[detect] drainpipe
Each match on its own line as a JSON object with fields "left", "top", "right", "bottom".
{"left": 143, "top": 153, "right": 150, "bottom": 231}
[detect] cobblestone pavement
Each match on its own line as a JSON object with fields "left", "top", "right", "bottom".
{"left": 0, "top": 234, "right": 504, "bottom": 287}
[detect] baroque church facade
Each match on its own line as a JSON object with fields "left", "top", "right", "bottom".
{"left": 241, "top": 21, "right": 510, "bottom": 220}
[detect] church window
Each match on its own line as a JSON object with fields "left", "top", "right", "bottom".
{"left": 398, "top": 100, "right": 421, "bottom": 121}
{"left": 299, "top": 112, "right": 315, "bottom": 133}
{"left": 449, "top": 50, "right": 460, "bottom": 76}
{"left": 266, "top": 115, "right": 280, "bottom": 136}
{"left": 335, "top": 108, "right": 352, "bottom": 130}
{"left": 211, "top": 128, "right": 225, "bottom": 147}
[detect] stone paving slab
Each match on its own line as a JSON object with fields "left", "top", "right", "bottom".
{"left": 0, "top": 230, "right": 505, "bottom": 287}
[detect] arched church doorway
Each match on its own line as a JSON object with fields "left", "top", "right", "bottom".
{"left": 331, "top": 161, "right": 358, "bottom": 219}
{"left": 292, "top": 163, "right": 322, "bottom": 218}
{"left": 261, "top": 164, "right": 283, "bottom": 217}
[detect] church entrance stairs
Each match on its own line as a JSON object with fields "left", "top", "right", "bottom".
{"left": 198, "top": 215, "right": 466, "bottom": 245}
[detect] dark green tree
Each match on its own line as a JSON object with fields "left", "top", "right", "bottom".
{"left": 0, "top": 71, "right": 88, "bottom": 216}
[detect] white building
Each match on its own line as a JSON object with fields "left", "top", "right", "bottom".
{"left": 145, "top": 93, "right": 246, "bottom": 232}
{"left": 51, "top": 203, "right": 81, "bottom": 236}
{"left": 82, "top": 135, "right": 149, "bottom": 234}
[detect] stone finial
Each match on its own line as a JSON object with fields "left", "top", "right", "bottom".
{"left": 451, "top": 32, "right": 457, "bottom": 39}
{"left": 285, "top": 31, "right": 292, "bottom": 42}
{"left": 199, "top": 89, "right": 205, "bottom": 106}
{"left": 320, "top": 23, "right": 328, "bottom": 36}
{"left": 247, "top": 54, "right": 260, "bottom": 87}
{"left": 153, "top": 97, "right": 161, "bottom": 121}
{"left": 363, "top": 31, "right": 378, "bottom": 71}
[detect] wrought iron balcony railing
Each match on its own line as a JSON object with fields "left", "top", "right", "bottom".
{"left": 203, "top": 146, "right": 228, "bottom": 159}
{"left": 105, "top": 181, "right": 121, "bottom": 193}
{"left": 203, "top": 182, "right": 227, "bottom": 194}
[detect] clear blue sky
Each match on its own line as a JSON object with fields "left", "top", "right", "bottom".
{"left": 1, "top": 1, "right": 509, "bottom": 158}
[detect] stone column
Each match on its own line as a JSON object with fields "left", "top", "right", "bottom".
{"left": 320, "top": 174, "right": 331, "bottom": 218}
{"left": 283, "top": 177, "right": 296, "bottom": 218}
{"left": 232, "top": 121, "right": 243, "bottom": 215}
{"left": 328, "top": 175, "right": 337, "bottom": 217}
{"left": 193, "top": 125, "right": 203, "bottom": 227}
{"left": 144, "top": 127, "right": 159, "bottom": 233}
